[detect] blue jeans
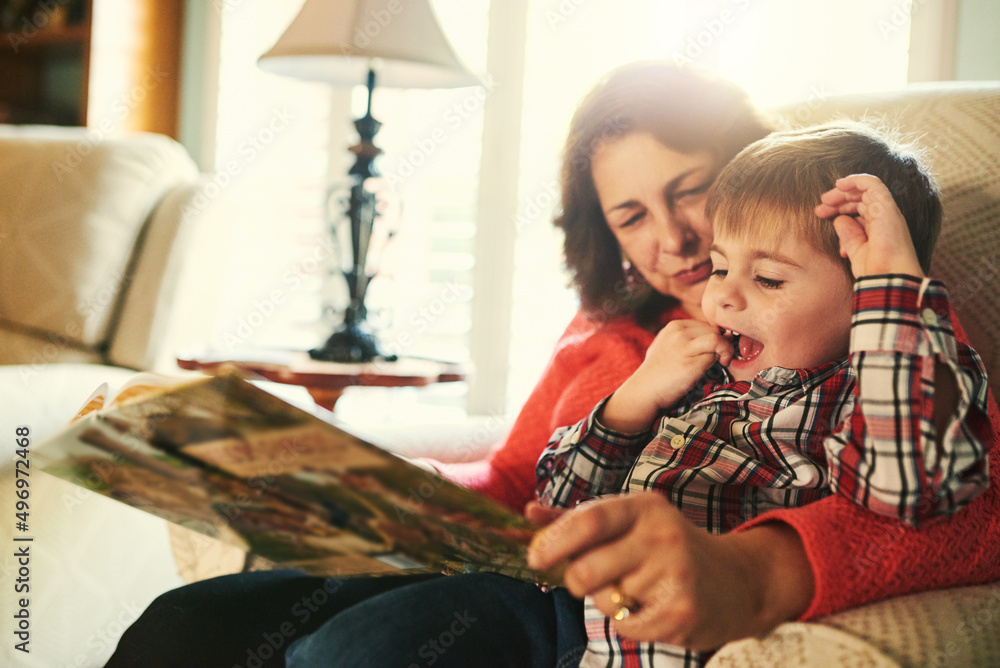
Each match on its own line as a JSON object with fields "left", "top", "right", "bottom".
{"left": 284, "top": 572, "right": 586, "bottom": 668}
{"left": 104, "top": 570, "right": 585, "bottom": 668}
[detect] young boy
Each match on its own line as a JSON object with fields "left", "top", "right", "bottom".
{"left": 534, "top": 122, "right": 991, "bottom": 667}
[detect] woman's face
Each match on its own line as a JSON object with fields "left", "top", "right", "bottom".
{"left": 591, "top": 132, "right": 716, "bottom": 319}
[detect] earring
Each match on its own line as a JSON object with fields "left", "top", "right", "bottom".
{"left": 622, "top": 258, "right": 642, "bottom": 291}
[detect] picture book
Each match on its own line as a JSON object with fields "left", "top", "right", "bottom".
{"left": 34, "top": 371, "right": 562, "bottom": 584}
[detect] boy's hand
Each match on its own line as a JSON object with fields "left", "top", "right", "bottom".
{"left": 815, "top": 173, "right": 924, "bottom": 279}
{"left": 599, "top": 320, "right": 731, "bottom": 433}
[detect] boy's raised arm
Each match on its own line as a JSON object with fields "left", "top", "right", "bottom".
{"left": 817, "top": 174, "right": 992, "bottom": 526}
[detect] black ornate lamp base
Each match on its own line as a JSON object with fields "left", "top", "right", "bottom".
{"left": 309, "top": 322, "right": 398, "bottom": 363}
{"left": 311, "top": 69, "right": 400, "bottom": 366}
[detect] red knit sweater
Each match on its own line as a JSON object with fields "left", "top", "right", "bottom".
{"left": 442, "top": 306, "right": 681, "bottom": 511}
{"left": 442, "top": 307, "right": 1000, "bottom": 620}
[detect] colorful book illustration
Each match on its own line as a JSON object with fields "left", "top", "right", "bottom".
{"left": 36, "top": 371, "right": 561, "bottom": 584}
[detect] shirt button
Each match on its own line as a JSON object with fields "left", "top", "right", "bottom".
{"left": 670, "top": 435, "right": 685, "bottom": 449}
{"left": 703, "top": 404, "right": 716, "bottom": 414}
{"left": 921, "top": 308, "right": 938, "bottom": 327}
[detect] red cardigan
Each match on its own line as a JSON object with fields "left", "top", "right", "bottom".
{"left": 443, "top": 307, "right": 1000, "bottom": 619}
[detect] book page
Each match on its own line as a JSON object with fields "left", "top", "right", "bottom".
{"left": 38, "top": 371, "right": 562, "bottom": 583}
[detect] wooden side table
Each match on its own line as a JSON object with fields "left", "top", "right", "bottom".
{"left": 176, "top": 349, "right": 468, "bottom": 411}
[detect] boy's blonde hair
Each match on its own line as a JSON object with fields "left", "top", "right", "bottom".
{"left": 706, "top": 121, "right": 942, "bottom": 275}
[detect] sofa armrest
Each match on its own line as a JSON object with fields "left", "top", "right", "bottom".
{"left": 708, "top": 581, "right": 1000, "bottom": 667}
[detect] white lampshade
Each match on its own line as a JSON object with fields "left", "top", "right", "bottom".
{"left": 258, "top": 0, "right": 478, "bottom": 89}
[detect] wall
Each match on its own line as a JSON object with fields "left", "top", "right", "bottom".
{"left": 955, "top": 0, "right": 1000, "bottom": 80}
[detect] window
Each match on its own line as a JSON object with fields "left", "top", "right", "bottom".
{"left": 204, "top": 0, "right": 489, "bottom": 419}
{"left": 196, "top": 0, "right": 914, "bottom": 421}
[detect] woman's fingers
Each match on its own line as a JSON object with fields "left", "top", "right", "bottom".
{"left": 560, "top": 529, "right": 648, "bottom": 598}
{"left": 529, "top": 495, "right": 691, "bottom": 597}
{"left": 543, "top": 495, "right": 713, "bottom": 647}
{"left": 527, "top": 495, "right": 637, "bottom": 571}
{"left": 524, "top": 500, "right": 566, "bottom": 526}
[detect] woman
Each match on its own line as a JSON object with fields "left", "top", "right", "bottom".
{"left": 442, "top": 61, "right": 771, "bottom": 512}
{"left": 106, "top": 62, "right": 1000, "bottom": 667}
{"left": 451, "top": 61, "right": 1000, "bottom": 649}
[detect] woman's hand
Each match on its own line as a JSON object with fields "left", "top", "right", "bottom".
{"left": 600, "top": 320, "right": 732, "bottom": 434}
{"left": 524, "top": 500, "right": 566, "bottom": 526}
{"left": 526, "top": 493, "right": 815, "bottom": 651}
{"left": 815, "top": 173, "right": 925, "bottom": 278}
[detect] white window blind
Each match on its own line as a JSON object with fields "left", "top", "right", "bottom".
{"left": 210, "top": 1, "right": 335, "bottom": 354}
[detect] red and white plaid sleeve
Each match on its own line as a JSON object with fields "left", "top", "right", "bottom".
{"left": 535, "top": 396, "right": 651, "bottom": 509}
{"left": 825, "top": 275, "right": 991, "bottom": 526}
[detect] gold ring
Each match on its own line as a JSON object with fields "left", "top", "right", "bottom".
{"left": 610, "top": 588, "right": 639, "bottom": 621}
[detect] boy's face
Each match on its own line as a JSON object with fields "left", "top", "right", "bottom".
{"left": 702, "top": 227, "right": 854, "bottom": 383}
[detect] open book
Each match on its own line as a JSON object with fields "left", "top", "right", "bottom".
{"left": 35, "top": 371, "right": 561, "bottom": 584}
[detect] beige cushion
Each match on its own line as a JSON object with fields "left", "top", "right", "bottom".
{"left": 708, "top": 623, "right": 901, "bottom": 667}
{"left": 0, "top": 126, "right": 198, "bottom": 361}
{"left": 709, "top": 581, "right": 1000, "bottom": 667}
{"left": 107, "top": 180, "right": 203, "bottom": 369}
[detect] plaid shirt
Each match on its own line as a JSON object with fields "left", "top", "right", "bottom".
{"left": 536, "top": 276, "right": 990, "bottom": 668}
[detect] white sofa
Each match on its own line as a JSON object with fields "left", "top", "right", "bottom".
{"left": 0, "top": 126, "right": 222, "bottom": 668}
{"left": 1, "top": 80, "right": 1000, "bottom": 667}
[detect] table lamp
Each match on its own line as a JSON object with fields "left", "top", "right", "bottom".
{"left": 259, "top": 0, "right": 478, "bottom": 363}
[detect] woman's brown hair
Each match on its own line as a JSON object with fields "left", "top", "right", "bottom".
{"left": 555, "top": 61, "right": 772, "bottom": 324}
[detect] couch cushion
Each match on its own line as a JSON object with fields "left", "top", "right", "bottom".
{"left": 708, "top": 581, "right": 1000, "bottom": 667}
{"left": 0, "top": 126, "right": 198, "bottom": 361}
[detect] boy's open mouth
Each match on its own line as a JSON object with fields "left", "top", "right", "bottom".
{"left": 721, "top": 328, "right": 764, "bottom": 362}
